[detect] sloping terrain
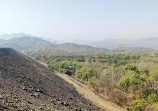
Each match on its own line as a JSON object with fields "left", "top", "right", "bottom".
{"left": 0, "top": 37, "right": 55, "bottom": 50}
{"left": 54, "top": 43, "right": 109, "bottom": 54}
{"left": 0, "top": 37, "right": 109, "bottom": 53}
{"left": 0, "top": 33, "right": 32, "bottom": 40}
{"left": 0, "top": 48, "right": 100, "bottom": 111}
{"left": 55, "top": 71, "right": 126, "bottom": 111}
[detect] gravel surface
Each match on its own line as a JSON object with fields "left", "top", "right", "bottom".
{"left": 0, "top": 48, "right": 100, "bottom": 111}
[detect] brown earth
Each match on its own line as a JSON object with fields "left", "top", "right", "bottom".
{"left": 54, "top": 71, "right": 126, "bottom": 111}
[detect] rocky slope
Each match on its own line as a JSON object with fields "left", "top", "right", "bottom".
{"left": 0, "top": 48, "right": 100, "bottom": 111}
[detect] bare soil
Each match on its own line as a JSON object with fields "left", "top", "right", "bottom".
{"left": 55, "top": 71, "right": 126, "bottom": 111}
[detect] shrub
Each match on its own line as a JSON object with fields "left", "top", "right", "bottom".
{"left": 148, "top": 93, "right": 158, "bottom": 104}
{"left": 117, "top": 76, "right": 130, "bottom": 90}
{"left": 150, "top": 64, "right": 158, "bottom": 81}
{"left": 59, "top": 62, "right": 66, "bottom": 69}
{"left": 75, "top": 71, "right": 82, "bottom": 79}
{"left": 88, "top": 77, "right": 98, "bottom": 89}
{"left": 59, "top": 69, "right": 72, "bottom": 76}
{"left": 82, "top": 68, "right": 94, "bottom": 81}
{"left": 109, "top": 90, "right": 127, "bottom": 106}
{"left": 82, "top": 73, "right": 88, "bottom": 81}
{"left": 124, "top": 64, "right": 137, "bottom": 72}
{"left": 129, "top": 72, "right": 140, "bottom": 92}
{"left": 139, "top": 66, "right": 149, "bottom": 76}
{"left": 48, "top": 64, "right": 54, "bottom": 71}
{"left": 130, "top": 99, "right": 147, "bottom": 111}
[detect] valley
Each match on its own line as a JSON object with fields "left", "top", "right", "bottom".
{"left": 39, "top": 61, "right": 125, "bottom": 111}
{"left": 28, "top": 51, "right": 158, "bottom": 111}
{"left": 1, "top": 36, "right": 158, "bottom": 111}
{"left": 1, "top": 0, "right": 158, "bottom": 110}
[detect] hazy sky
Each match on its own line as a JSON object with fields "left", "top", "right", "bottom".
{"left": 0, "top": 0, "right": 158, "bottom": 41}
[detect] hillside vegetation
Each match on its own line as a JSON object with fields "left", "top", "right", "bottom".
{"left": 28, "top": 51, "right": 158, "bottom": 111}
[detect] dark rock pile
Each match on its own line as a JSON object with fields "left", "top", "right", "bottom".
{"left": 0, "top": 48, "right": 100, "bottom": 111}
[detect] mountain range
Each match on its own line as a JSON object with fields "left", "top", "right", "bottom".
{"left": 0, "top": 33, "right": 158, "bottom": 53}
{"left": 88, "top": 38, "right": 158, "bottom": 49}
{"left": 0, "top": 36, "right": 109, "bottom": 54}
{"left": 0, "top": 36, "right": 55, "bottom": 50}
{"left": 0, "top": 33, "right": 33, "bottom": 40}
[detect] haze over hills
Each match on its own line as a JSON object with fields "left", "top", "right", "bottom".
{"left": 0, "top": 33, "right": 33, "bottom": 40}
{"left": 0, "top": 48, "right": 99, "bottom": 110}
{"left": 0, "top": 36, "right": 55, "bottom": 51}
{"left": 88, "top": 39, "right": 135, "bottom": 49}
{"left": 0, "top": 33, "right": 158, "bottom": 53}
{"left": 0, "top": 36, "right": 109, "bottom": 54}
{"left": 88, "top": 37, "right": 158, "bottom": 49}
{"left": 54, "top": 43, "right": 109, "bottom": 54}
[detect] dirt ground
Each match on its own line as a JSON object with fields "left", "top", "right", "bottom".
{"left": 55, "top": 71, "right": 126, "bottom": 111}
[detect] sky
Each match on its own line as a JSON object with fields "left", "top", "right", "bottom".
{"left": 0, "top": 0, "right": 158, "bottom": 41}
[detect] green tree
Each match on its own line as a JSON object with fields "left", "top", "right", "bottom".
{"left": 88, "top": 77, "right": 98, "bottom": 89}
{"left": 117, "top": 76, "right": 130, "bottom": 90}
{"left": 130, "top": 100, "right": 147, "bottom": 111}
{"left": 59, "top": 61, "right": 66, "bottom": 69}
{"left": 82, "top": 68, "right": 94, "bottom": 81}
{"left": 148, "top": 93, "right": 158, "bottom": 104}
{"left": 129, "top": 72, "right": 141, "bottom": 92}
{"left": 139, "top": 66, "right": 149, "bottom": 76}
{"left": 150, "top": 64, "right": 158, "bottom": 81}
{"left": 124, "top": 64, "right": 137, "bottom": 72}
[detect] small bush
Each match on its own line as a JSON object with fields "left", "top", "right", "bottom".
{"left": 130, "top": 99, "right": 147, "bottom": 111}
{"left": 88, "top": 77, "right": 98, "bottom": 89}
{"left": 59, "top": 69, "right": 72, "bottom": 76}
{"left": 117, "top": 76, "right": 130, "bottom": 90}
{"left": 148, "top": 93, "right": 158, "bottom": 104}
{"left": 124, "top": 64, "right": 137, "bottom": 71}
{"left": 48, "top": 64, "right": 53, "bottom": 71}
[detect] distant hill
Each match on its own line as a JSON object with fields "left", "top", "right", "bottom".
{"left": 88, "top": 37, "right": 158, "bottom": 49}
{"left": 113, "top": 47, "right": 153, "bottom": 53}
{"left": 0, "top": 39, "right": 6, "bottom": 44}
{"left": 53, "top": 43, "right": 109, "bottom": 54}
{"left": 69, "top": 39, "right": 92, "bottom": 45}
{"left": 0, "top": 37, "right": 109, "bottom": 53}
{"left": 139, "top": 37, "right": 158, "bottom": 49}
{"left": 0, "top": 33, "right": 33, "bottom": 40}
{"left": 89, "top": 39, "right": 135, "bottom": 49}
{"left": 0, "top": 48, "right": 99, "bottom": 110}
{"left": 0, "top": 36, "right": 55, "bottom": 50}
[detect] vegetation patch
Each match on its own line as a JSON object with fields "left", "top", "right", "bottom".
{"left": 27, "top": 51, "right": 158, "bottom": 110}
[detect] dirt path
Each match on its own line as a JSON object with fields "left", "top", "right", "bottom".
{"left": 55, "top": 71, "right": 126, "bottom": 111}
{"left": 39, "top": 61, "right": 126, "bottom": 111}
